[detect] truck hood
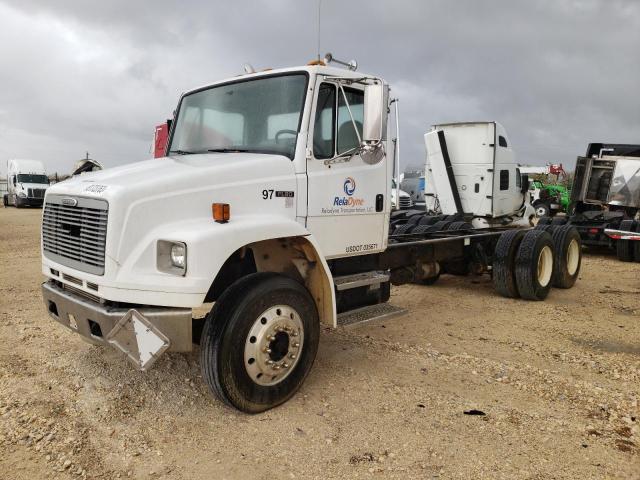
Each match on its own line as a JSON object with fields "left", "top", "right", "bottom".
{"left": 46, "top": 153, "right": 293, "bottom": 201}
{"left": 43, "top": 151, "right": 299, "bottom": 280}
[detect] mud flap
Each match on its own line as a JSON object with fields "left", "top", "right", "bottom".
{"left": 106, "top": 309, "right": 171, "bottom": 371}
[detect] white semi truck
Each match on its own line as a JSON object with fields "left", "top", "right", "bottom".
{"left": 422, "top": 121, "right": 534, "bottom": 227}
{"left": 4, "top": 159, "right": 49, "bottom": 207}
{"left": 40, "top": 60, "right": 581, "bottom": 412}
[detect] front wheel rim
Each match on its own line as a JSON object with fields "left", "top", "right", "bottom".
{"left": 537, "top": 245, "right": 553, "bottom": 287}
{"left": 244, "top": 305, "right": 304, "bottom": 386}
{"left": 566, "top": 239, "right": 580, "bottom": 275}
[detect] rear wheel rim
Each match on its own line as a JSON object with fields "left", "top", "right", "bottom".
{"left": 537, "top": 245, "right": 553, "bottom": 287}
{"left": 244, "top": 305, "right": 304, "bottom": 386}
{"left": 566, "top": 238, "right": 580, "bottom": 275}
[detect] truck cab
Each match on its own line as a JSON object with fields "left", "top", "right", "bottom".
{"left": 4, "top": 159, "right": 49, "bottom": 207}
{"left": 424, "top": 122, "right": 530, "bottom": 225}
{"left": 40, "top": 63, "right": 395, "bottom": 412}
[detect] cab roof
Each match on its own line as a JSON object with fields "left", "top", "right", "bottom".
{"left": 183, "top": 64, "right": 378, "bottom": 97}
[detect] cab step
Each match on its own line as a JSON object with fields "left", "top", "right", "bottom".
{"left": 333, "top": 271, "right": 390, "bottom": 291}
{"left": 337, "top": 303, "right": 408, "bottom": 327}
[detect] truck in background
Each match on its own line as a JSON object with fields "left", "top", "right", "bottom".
{"left": 4, "top": 159, "right": 49, "bottom": 207}
{"left": 422, "top": 121, "right": 534, "bottom": 227}
{"left": 538, "top": 143, "right": 640, "bottom": 261}
{"left": 400, "top": 169, "right": 425, "bottom": 204}
{"left": 154, "top": 121, "right": 171, "bottom": 158}
{"left": 528, "top": 180, "right": 570, "bottom": 218}
{"left": 391, "top": 178, "right": 414, "bottom": 209}
{"left": 40, "top": 60, "right": 581, "bottom": 413}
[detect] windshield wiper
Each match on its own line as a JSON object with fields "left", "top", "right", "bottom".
{"left": 207, "top": 148, "right": 252, "bottom": 153}
{"left": 169, "top": 149, "right": 200, "bottom": 155}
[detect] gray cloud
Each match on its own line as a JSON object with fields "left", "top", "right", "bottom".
{"left": 0, "top": 0, "right": 638, "bottom": 176}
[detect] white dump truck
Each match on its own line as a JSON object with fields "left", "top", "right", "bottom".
{"left": 41, "top": 59, "right": 581, "bottom": 412}
{"left": 4, "top": 159, "right": 49, "bottom": 207}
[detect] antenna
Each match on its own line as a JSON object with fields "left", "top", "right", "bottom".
{"left": 317, "top": 0, "right": 322, "bottom": 61}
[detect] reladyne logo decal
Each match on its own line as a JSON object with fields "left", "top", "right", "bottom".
{"left": 344, "top": 177, "right": 356, "bottom": 196}
{"left": 321, "top": 177, "right": 372, "bottom": 214}
{"left": 334, "top": 177, "right": 364, "bottom": 207}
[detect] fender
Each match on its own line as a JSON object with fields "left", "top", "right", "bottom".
{"left": 96, "top": 214, "right": 337, "bottom": 326}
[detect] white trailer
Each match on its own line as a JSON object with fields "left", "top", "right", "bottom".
{"left": 424, "top": 122, "right": 534, "bottom": 227}
{"left": 4, "top": 159, "right": 49, "bottom": 207}
{"left": 40, "top": 60, "right": 581, "bottom": 413}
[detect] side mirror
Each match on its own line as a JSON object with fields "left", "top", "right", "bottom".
{"left": 362, "top": 83, "right": 388, "bottom": 144}
{"left": 12, "top": 176, "right": 16, "bottom": 186}
{"left": 521, "top": 174, "right": 530, "bottom": 194}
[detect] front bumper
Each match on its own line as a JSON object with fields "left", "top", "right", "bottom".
{"left": 17, "top": 196, "right": 44, "bottom": 207}
{"left": 42, "top": 281, "right": 193, "bottom": 369}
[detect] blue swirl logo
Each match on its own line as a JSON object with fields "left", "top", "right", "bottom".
{"left": 344, "top": 177, "right": 356, "bottom": 196}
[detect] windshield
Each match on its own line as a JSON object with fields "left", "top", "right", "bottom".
{"left": 17, "top": 174, "right": 49, "bottom": 184}
{"left": 169, "top": 73, "right": 308, "bottom": 160}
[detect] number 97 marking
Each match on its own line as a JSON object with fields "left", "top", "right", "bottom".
{"left": 262, "top": 189, "right": 274, "bottom": 200}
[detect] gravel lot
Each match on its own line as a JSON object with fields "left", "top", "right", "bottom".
{"left": 1, "top": 207, "right": 639, "bottom": 479}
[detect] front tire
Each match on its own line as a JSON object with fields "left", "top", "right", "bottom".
{"left": 534, "top": 202, "right": 551, "bottom": 218}
{"left": 200, "top": 273, "right": 320, "bottom": 413}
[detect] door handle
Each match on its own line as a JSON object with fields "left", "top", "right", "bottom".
{"left": 376, "top": 194, "right": 384, "bottom": 212}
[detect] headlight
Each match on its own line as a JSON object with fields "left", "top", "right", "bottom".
{"left": 18, "top": 192, "right": 26, "bottom": 198}
{"left": 170, "top": 244, "right": 186, "bottom": 269}
{"left": 157, "top": 240, "right": 187, "bottom": 275}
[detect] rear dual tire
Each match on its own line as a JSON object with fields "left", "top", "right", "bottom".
{"left": 200, "top": 273, "right": 319, "bottom": 413}
{"left": 492, "top": 230, "right": 526, "bottom": 298}
{"left": 494, "top": 229, "right": 560, "bottom": 301}
{"left": 514, "top": 230, "right": 555, "bottom": 301}
{"left": 550, "top": 225, "right": 581, "bottom": 288}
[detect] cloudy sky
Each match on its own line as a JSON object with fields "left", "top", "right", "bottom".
{"left": 0, "top": 0, "right": 638, "bottom": 176}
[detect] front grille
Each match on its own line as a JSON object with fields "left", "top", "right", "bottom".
{"left": 62, "top": 273, "right": 82, "bottom": 285}
{"left": 61, "top": 283, "right": 101, "bottom": 304}
{"left": 399, "top": 197, "right": 412, "bottom": 209}
{"left": 42, "top": 195, "right": 108, "bottom": 275}
{"left": 28, "top": 188, "right": 46, "bottom": 199}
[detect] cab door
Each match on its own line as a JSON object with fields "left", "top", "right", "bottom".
{"left": 306, "top": 81, "right": 388, "bottom": 259}
{"left": 492, "top": 124, "right": 521, "bottom": 216}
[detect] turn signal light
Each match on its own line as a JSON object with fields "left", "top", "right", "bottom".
{"left": 212, "top": 203, "right": 230, "bottom": 223}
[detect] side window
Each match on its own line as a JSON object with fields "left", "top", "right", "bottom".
{"left": 313, "top": 83, "right": 335, "bottom": 159}
{"left": 337, "top": 88, "right": 364, "bottom": 155}
{"left": 498, "top": 135, "right": 508, "bottom": 148}
{"left": 500, "top": 169, "right": 509, "bottom": 190}
{"left": 516, "top": 168, "right": 521, "bottom": 188}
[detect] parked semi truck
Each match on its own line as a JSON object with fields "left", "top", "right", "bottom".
{"left": 538, "top": 143, "right": 640, "bottom": 261}
{"left": 421, "top": 122, "right": 534, "bottom": 227}
{"left": 4, "top": 159, "right": 49, "bottom": 207}
{"left": 40, "top": 60, "right": 581, "bottom": 413}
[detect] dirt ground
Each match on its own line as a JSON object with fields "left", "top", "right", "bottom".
{"left": 0, "top": 207, "right": 639, "bottom": 480}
